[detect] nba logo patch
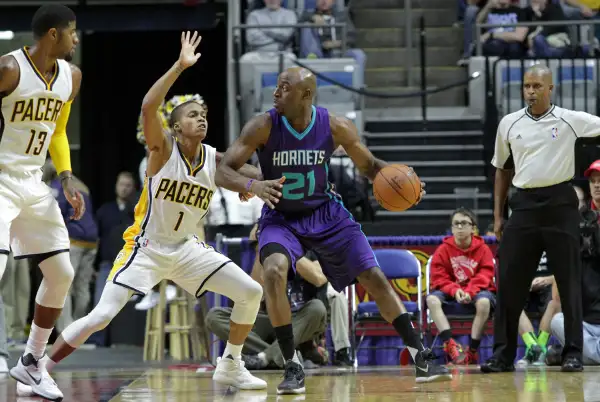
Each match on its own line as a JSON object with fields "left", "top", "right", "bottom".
{"left": 141, "top": 238, "right": 149, "bottom": 247}
{"left": 551, "top": 127, "right": 558, "bottom": 139}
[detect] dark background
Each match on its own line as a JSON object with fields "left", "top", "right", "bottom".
{"left": 79, "top": 23, "right": 228, "bottom": 207}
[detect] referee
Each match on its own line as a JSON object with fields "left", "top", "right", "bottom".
{"left": 481, "top": 65, "right": 599, "bottom": 373}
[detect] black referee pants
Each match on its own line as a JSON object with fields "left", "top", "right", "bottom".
{"left": 493, "top": 182, "right": 583, "bottom": 363}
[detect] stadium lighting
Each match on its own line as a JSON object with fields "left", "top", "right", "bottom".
{"left": 0, "top": 31, "right": 14, "bottom": 40}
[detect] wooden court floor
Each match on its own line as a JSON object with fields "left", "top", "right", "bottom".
{"left": 2, "top": 365, "right": 600, "bottom": 402}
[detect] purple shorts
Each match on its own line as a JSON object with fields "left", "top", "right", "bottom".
{"left": 257, "top": 198, "right": 378, "bottom": 291}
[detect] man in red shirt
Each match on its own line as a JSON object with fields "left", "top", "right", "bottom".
{"left": 585, "top": 160, "right": 600, "bottom": 211}
{"left": 427, "top": 208, "right": 496, "bottom": 364}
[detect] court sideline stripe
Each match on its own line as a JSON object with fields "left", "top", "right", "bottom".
{"left": 99, "top": 378, "right": 136, "bottom": 402}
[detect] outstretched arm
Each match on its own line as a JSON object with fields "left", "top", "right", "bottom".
{"left": 215, "top": 151, "right": 262, "bottom": 180}
{"left": 330, "top": 114, "right": 387, "bottom": 181}
{"left": 141, "top": 31, "right": 202, "bottom": 167}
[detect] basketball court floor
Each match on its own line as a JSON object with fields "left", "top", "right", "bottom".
{"left": 1, "top": 357, "right": 599, "bottom": 401}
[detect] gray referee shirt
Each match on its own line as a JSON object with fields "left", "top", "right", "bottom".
{"left": 492, "top": 105, "right": 600, "bottom": 189}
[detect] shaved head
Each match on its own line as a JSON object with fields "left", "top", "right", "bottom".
{"left": 273, "top": 66, "right": 317, "bottom": 118}
{"left": 523, "top": 64, "right": 554, "bottom": 115}
{"left": 525, "top": 64, "right": 553, "bottom": 84}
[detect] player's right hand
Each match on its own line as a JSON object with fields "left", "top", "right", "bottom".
{"left": 251, "top": 177, "right": 286, "bottom": 209}
{"left": 494, "top": 216, "right": 504, "bottom": 240}
{"left": 178, "top": 31, "right": 202, "bottom": 70}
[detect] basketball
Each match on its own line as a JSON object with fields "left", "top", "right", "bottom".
{"left": 373, "top": 164, "right": 422, "bottom": 212}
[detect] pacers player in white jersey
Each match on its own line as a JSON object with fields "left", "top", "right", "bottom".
{"left": 37, "top": 31, "right": 268, "bottom": 391}
{"left": 0, "top": 5, "right": 85, "bottom": 401}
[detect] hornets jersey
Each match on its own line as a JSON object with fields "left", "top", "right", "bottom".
{"left": 123, "top": 137, "right": 216, "bottom": 244}
{"left": 0, "top": 47, "right": 72, "bottom": 173}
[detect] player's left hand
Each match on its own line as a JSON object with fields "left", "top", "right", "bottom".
{"left": 178, "top": 31, "right": 202, "bottom": 70}
{"left": 416, "top": 181, "right": 426, "bottom": 204}
{"left": 62, "top": 176, "right": 85, "bottom": 220}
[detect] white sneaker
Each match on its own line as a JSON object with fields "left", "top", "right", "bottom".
{"left": 0, "top": 356, "right": 8, "bottom": 373}
{"left": 135, "top": 291, "right": 159, "bottom": 310}
{"left": 16, "top": 382, "right": 34, "bottom": 397}
{"left": 9, "top": 354, "right": 63, "bottom": 401}
{"left": 213, "top": 356, "right": 267, "bottom": 390}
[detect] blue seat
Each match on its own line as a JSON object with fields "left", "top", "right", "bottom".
{"left": 351, "top": 249, "right": 423, "bottom": 366}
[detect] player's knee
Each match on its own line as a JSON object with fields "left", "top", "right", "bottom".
{"left": 89, "top": 307, "right": 118, "bottom": 331}
{"left": 474, "top": 297, "right": 491, "bottom": 315}
{"left": 426, "top": 295, "right": 442, "bottom": 310}
{"left": 550, "top": 313, "right": 564, "bottom": 337}
{"left": 357, "top": 267, "right": 389, "bottom": 294}
{"left": 40, "top": 253, "right": 75, "bottom": 286}
{"left": 263, "top": 255, "right": 288, "bottom": 287}
{"left": 240, "top": 279, "right": 263, "bottom": 306}
{"left": 306, "top": 299, "right": 327, "bottom": 321}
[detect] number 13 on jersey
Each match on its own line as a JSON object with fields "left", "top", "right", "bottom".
{"left": 282, "top": 170, "right": 315, "bottom": 200}
{"left": 25, "top": 129, "right": 48, "bottom": 155}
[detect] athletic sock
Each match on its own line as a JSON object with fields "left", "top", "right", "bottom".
{"left": 439, "top": 329, "right": 452, "bottom": 343}
{"left": 392, "top": 313, "right": 424, "bottom": 361}
{"left": 223, "top": 342, "right": 243, "bottom": 360}
{"left": 24, "top": 324, "right": 53, "bottom": 361}
{"left": 537, "top": 331, "right": 550, "bottom": 350}
{"left": 522, "top": 332, "right": 537, "bottom": 349}
{"left": 274, "top": 324, "right": 296, "bottom": 362}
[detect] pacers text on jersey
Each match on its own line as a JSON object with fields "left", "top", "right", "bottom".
{"left": 10, "top": 97, "right": 64, "bottom": 123}
{"left": 154, "top": 178, "right": 214, "bottom": 210}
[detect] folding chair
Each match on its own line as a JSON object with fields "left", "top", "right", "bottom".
{"left": 351, "top": 249, "right": 423, "bottom": 366}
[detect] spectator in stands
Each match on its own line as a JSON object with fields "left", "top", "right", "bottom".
{"left": 516, "top": 252, "right": 560, "bottom": 366}
{"left": 243, "top": 0, "right": 298, "bottom": 61}
{"left": 526, "top": 0, "right": 572, "bottom": 57}
{"left": 426, "top": 208, "right": 496, "bottom": 364}
{"left": 476, "top": 0, "right": 530, "bottom": 58}
{"left": 460, "top": 0, "right": 488, "bottom": 64}
{"left": 299, "top": 0, "right": 366, "bottom": 77}
{"left": 586, "top": 160, "right": 600, "bottom": 211}
{"left": 206, "top": 250, "right": 329, "bottom": 369}
{"left": 44, "top": 160, "right": 99, "bottom": 332}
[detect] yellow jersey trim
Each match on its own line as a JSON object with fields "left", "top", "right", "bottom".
{"left": 22, "top": 47, "right": 59, "bottom": 91}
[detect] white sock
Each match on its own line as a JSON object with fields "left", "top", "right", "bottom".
{"left": 223, "top": 342, "right": 243, "bottom": 359}
{"left": 24, "top": 324, "right": 53, "bottom": 361}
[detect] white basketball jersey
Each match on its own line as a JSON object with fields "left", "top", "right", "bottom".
{"left": 0, "top": 47, "right": 72, "bottom": 173}
{"left": 124, "top": 138, "right": 217, "bottom": 244}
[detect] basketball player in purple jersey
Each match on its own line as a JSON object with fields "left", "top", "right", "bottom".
{"left": 216, "top": 67, "right": 451, "bottom": 393}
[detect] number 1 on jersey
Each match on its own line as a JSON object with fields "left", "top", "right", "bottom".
{"left": 174, "top": 211, "right": 184, "bottom": 231}
{"left": 25, "top": 129, "right": 48, "bottom": 156}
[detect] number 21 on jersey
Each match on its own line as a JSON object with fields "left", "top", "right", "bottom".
{"left": 25, "top": 129, "right": 48, "bottom": 155}
{"left": 281, "top": 170, "right": 315, "bottom": 200}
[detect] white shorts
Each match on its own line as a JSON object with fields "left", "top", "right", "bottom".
{"left": 0, "top": 170, "right": 69, "bottom": 259}
{"left": 107, "top": 236, "right": 233, "bottom": 296}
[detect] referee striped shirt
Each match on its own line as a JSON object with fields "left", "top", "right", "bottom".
{"left": 492, "top": 105, "right": 600, "bottom": 189}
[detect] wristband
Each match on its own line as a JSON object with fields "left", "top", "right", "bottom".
{"left": 246, "top": 179, "right": 255, "bottom": 192}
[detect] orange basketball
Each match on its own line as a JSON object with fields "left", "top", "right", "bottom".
{"left": 373, "top": 164, "right": 422, "bottom": 212}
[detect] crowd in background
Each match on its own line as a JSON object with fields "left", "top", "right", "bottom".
{"left": 459, "top": 0, "right": 600, "bottom": 64}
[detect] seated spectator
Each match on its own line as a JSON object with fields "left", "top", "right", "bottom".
{"left": 516, "top": 252, "right": 560, "bottom": 366}
{"left": 242, "top": 0, "right": 298, "bottom": 62}
{"left": 476, "top": 0, "right": 529, "bottom": 59}
{"left": 299, "top": 0, "right": 366, "bottom": 77}
{"left": 526, "top": 0, "right": 572, "bottom": 58}
{"left": 426, "top": 208, "right": 496, "bottom": 364}
{"left": 206, "top": 251, "right": 328, "bottom": 369}
{"left": 586, "top": 160, "right": 600, "bottom": 212}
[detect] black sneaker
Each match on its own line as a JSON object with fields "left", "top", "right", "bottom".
{"left": 545, "top": 345, "right": 563, "bottom": 366}
{"left": 241, "top": 354, "right": 267, "bottom": 370}
{"left": 277, "top": 360, "right": 305, "bottom": 395}
{"left": 333, "top": 347, "right": 354, "bottom": 367}
{"left": 480, "top": 357, "right": 515, "bottom": 373}
{"left": 561, "top": 356, "right": 583, "bottom": 372}
{"left": 414, "top": 349, "right": 452, "bottom": 383}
